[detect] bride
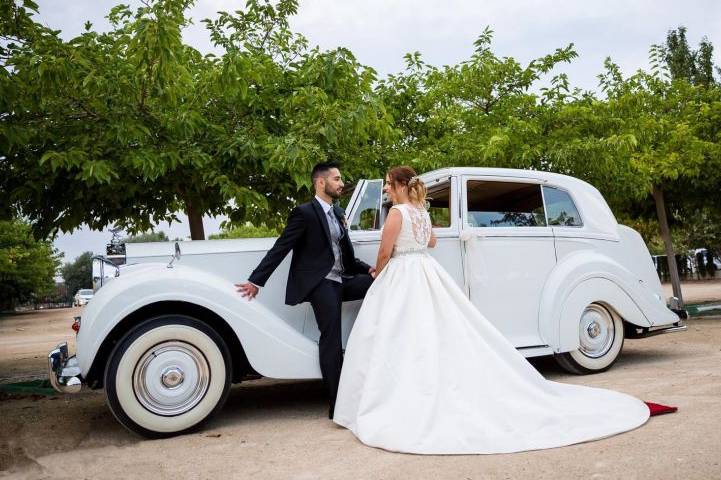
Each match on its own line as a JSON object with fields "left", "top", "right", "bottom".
{"left": 332, "top": 166, "right": 650, "bottom": 454}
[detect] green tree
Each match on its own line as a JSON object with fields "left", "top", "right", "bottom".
{"left": 0, "top": 219, "right": 61, "bottom": 310}
{"left": 200, "top": 0, "right": 393, "bottom": 228}
{"left": 61, "top": 251, "right": 93, "bottom": 300}
{"left": 124, "top": 230, "right": 169, "bottom": 243}
{"left": 1, "top": 0, "right": 392, "bottom": 240}
{"left": 657, "top": 26, "right": 716, "bottom": 85}
{"left": 376, "top": 28, "right": 578, "bottom": 173}
{"left": 209, "top": 223, "right": 279, "bottom": 239}
{"left": 565, "top": 60, "right": 721, "bottom": 303}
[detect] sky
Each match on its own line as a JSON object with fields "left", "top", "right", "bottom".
{"left": 34, "top": 0, "right": 721, "bottom": 264}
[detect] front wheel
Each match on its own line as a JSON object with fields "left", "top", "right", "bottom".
{"left": 104, "top": 315, "right": 231, "bottom": 437}
{"left": 554, "top": 303, "right": 624, "bottom": 375}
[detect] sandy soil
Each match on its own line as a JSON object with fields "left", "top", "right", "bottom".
{"left": 0, "top": 308, "right": 77, "bottom": 384}
{"left": 662, "top": 278, "right": 721, "bottom": 304}
{"left": 1, "top": 293, "right": 720, "bottom": 479}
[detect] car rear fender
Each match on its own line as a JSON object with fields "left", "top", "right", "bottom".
{"left": 538, "top": 251, "right": 653, "bottom": 352}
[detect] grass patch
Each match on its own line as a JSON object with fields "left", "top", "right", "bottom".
{"left": 0, "top": 379, "right": 57, "bottom": 396}
{"left": 687, "top": 302, "right": 721, "bottom": 317}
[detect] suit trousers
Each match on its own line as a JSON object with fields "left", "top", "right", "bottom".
{"left": 307, "top": 274, "right": 374, "bottom": 407}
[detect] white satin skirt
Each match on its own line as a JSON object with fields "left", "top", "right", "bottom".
{"left": 333, "top": 252, "right": 649, "bottom": 454}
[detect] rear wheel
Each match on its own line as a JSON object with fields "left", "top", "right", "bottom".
{"left": 104, "top": 315, "right": 231, "bottom": 437}
{"left": 554, "top": 303, "right": 624, "bottom": 374}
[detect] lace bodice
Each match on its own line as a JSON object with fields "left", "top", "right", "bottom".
{"left": 390, "top": 203, "right": 432, "bottom": 253}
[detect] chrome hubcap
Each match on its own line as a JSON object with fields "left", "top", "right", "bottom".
{"left": 133, "top": 341, "right": 210, "bottom": 416}
{"left": 587, "top": 322, "right": 601, "bottom": 338}
{"left": 579, "top": 304, "right": 615, "bottom": 358}
{"left": 161, "top": 367, "right": 185, "bottom": 389}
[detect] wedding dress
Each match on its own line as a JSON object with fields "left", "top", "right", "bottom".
{"left": 333, "top": 203, "right": 649, "bottom": 454}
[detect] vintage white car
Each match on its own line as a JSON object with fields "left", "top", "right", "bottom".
{"left": 48, "top": 167, "right": 687, "bottom": 437}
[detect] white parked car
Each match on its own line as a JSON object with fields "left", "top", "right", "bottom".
{"left": 48, "top": 167, "right": 687, "bottom": 437}
{"left": 73, "top": 289, "right": 94, "bottom": 306}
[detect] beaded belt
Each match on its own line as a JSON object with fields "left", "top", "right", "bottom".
{"left": 392, "top": 249, "right": 428, "bottom": 257}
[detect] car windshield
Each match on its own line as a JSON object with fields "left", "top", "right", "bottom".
{"left": 79, "top": 289, "right": 94, "bottom": 296}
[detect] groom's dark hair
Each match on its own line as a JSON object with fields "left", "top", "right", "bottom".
{"left": 311, "top": 161, "right": 341, "bottom": 186}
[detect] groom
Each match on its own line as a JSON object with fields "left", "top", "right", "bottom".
{"left": 236, "top": 161, "right": 375, "bottom": 419}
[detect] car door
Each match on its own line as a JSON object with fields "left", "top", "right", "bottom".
{"left": 460, "top": 176, "right": 556, "bottom": 348}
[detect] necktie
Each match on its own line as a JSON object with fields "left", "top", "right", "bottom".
{"left": 327, "top": 209, "right": 339, "bottom": 236}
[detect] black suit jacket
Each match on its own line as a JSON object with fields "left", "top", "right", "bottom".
{"left": 248, "top": 199, "right": 371, "bottom": 305}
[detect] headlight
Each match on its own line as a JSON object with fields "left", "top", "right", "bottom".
{"left": 92, "top": 256, "right": 120, "bottom": 291}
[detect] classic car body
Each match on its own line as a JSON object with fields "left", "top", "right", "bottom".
{"left": 49, "top": 167, "right": 687, "bottom": 436}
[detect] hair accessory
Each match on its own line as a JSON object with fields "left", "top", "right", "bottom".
{"left": 408, "top": 175, "right": 420, "bottom": 187}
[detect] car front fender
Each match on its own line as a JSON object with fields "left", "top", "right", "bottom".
{"left": 76, "top": 264, "right": 321, "bottom": 380}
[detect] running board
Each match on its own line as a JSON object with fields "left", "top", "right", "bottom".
{"left": 517, "top": 345, "right": 553, "bottom": 358}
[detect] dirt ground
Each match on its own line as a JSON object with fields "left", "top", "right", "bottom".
{"left": 661, "top": 277, "right": 721, "bottom": 304}
{"left": 1, "top": 283, "right": 720, "bottom": 480}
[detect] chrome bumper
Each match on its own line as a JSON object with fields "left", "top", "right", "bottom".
{"left": 668, "top": 296, "right": 689, "bottom": 320}
{"left": 48, "top": 342, "right": 82, "bottom": 394}
{"left": 626, "top": 320, "right": 688, "bottom": 339}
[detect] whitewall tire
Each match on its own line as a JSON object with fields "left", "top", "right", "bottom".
{"left": 554, "top": 303, "right": 624, "bottom": 374}
{"left": 104, "top": 315, "right": 232, "bottom": 437}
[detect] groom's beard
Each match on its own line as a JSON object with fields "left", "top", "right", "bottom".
{"left": 325, "top": 184, "right": 342, "bottom": 200}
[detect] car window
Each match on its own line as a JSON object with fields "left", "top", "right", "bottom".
{"left": 426, "top": 181, "right": 452, "bottom": 228}
{"left": 543, "top": 186, "right": 582, "bottom": 226}
{"left": 378, "top": 179, "right": 453, "bottom": 229}
{"left": 79, "top": 289, "right": 93, "bottom": 295}
{"left": 466, "top": 180, "right": 547, "bottom": 227}
{"left": 349, "top": 180, "right": 383, "bottom": 230}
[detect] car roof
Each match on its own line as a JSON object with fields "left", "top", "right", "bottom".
{"left": 419, "top": 167, "right": 620, "bottom": 240}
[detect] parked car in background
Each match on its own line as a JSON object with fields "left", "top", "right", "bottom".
{"left": 73, "top": 289, "right": 94, "bottom": 306}
{"left": 49, "top": 167, "right": 687, "bottom": 437}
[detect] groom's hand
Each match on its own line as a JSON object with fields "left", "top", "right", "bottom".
{"left": 236, "top": 281, "right": 259, "bottom": 300}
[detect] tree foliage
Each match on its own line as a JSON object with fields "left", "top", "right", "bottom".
{"left": 124, "top": 230, "right": 169, "bottom": 243}
{"left": 0, "top": 218, "right": 60, "bottom": 310}
{"left": 1, "top": 0, "right": 393, "bottom": 240}
{"left": 209, "top": 223, "right": 280, "bottom": 239}
{"left": 61, "top": 250, "right": 93, "bottom": 299}
{"left": 377, "top": 27, "right": 579, "bottom": 173}
{"left": 654, "top": 26, "right": 716, "bottom": 85}
{"left": 1, "top": 2, "right": 720, "bottom": 272}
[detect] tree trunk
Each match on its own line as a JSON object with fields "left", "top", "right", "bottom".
{"left": 652, "top": 185, "right": 684, "bottom": 306}
{"left": 185, "top": 198, "right": 205, "bottom": 240}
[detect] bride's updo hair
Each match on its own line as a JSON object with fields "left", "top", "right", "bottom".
{"left": 387, "top": 166, "right": 427, "bottom": 207}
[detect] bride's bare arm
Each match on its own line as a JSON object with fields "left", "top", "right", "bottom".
{"left": 428, "top": 230, "right": 437, "bottom": 248}
{"left": 374, "top": 208, "right": 402, "bottom": 276}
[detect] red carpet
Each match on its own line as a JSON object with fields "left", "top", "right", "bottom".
{"left": 645, "top": 402, "right": 678, "bottom": 416}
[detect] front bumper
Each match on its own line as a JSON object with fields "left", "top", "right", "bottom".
{"left": 48, "top": 342, "right": 82, "bottom": 394}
